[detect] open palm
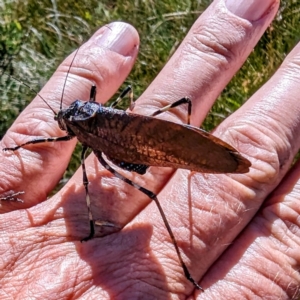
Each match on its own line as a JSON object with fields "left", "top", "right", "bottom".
{"left": 1, "top": 1, "right": 299, "bottom": 299}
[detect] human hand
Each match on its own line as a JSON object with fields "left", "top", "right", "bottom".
{"left": 1, "top": 0, "right": 299, "bottom": 299}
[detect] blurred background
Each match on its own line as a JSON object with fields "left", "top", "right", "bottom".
{"left": 0, "top": 0, "right": 299, "bottom": 188}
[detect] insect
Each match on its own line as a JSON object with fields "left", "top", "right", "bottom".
{"left": 3, "top": 47, "right": 251, "bottom": 291}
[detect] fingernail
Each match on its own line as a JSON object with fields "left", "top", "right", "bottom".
{"left": 225, "top": 0, "right": 277, "bottom": 21}
{"left": 96, "top": 22, "right": 139, "bottom": 56}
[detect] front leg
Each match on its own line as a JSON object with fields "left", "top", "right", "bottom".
{"left": 80, "top": 146, "right": 120, "bottom": 242}
{"left": 3, "top": 135, "right": 75, "bottom": 151}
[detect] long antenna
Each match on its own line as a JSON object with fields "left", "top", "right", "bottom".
{"left": 8, "top": 45, "right": 81, "bottom": 116}
{"left": 9, "top": 75, "right": 57, "bottom": 115}
{"left": 60, "top": 47, "right": 81, "bottom": 110}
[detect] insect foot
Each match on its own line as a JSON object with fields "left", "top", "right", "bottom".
{"left": 0, "top": 191, "right": 25, "bottom": 202}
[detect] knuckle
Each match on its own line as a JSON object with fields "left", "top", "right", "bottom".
{"left": 223, "top": 123, "right": 284, "bottom": 187}
{"left": 183, "top": 25, "right": 236, "bottom": 71}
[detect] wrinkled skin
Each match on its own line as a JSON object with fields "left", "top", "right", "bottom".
{"left": 1, "top": 0, "right": 300, "bottom": 299}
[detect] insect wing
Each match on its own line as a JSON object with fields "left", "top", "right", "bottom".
{"left": 121, "top": 115, "right": 250, "bottom": 174}
{"left": 64, "top": 104, "right": 250, "bottom": 174}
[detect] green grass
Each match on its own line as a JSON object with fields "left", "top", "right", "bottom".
{"left": 0, "top": 0, "right": 299, "bottom": 187}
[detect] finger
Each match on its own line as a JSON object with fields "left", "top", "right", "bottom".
{"left": 135, "top": 0, "right": 278, "bottom": 126}
{"left": 0, "top": 22, "right": 139, "bottom": 209}
{"left": 198, "top": 159, "right": 300, "bottom": 299}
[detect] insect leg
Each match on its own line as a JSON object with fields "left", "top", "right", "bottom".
{"left": 80, "top": 147, "right": 122, "bottom": 242}
{"left": 3, "top": 135, "right": 74, "bottom": 151}
{"left": 0, "top": 191, "right": 24, "bottom": 202}
{"left": 94, "top": 150, "right": 204, "bottom": 291}
{"left": 150, "top": 97, "right": 192, "bottom": 125}
{"left": 110, "top": 85, "right": 134, "bottom": 110}
{"left": 89, "top": 85, "right": 97, "bottom": 102}
{"left": 80, "top": 145, "right": 96, "bottom": 242}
